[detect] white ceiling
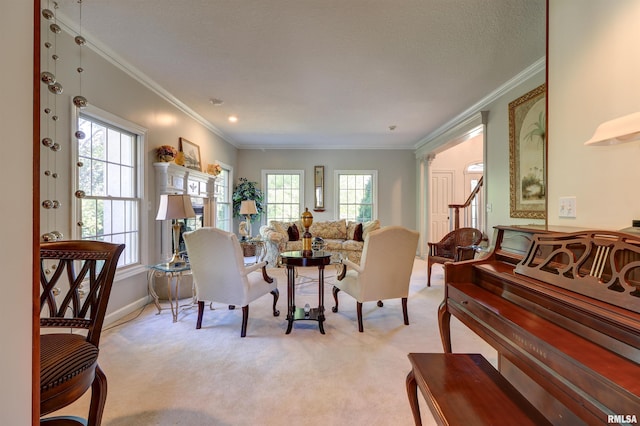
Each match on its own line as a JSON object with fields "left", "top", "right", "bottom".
{"left": 53, "top": 0, "right": 546, "bottom": 150}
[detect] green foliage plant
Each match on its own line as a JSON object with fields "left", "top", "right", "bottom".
{"left": 232, "top": 177, "right": 264, "bottom": 222}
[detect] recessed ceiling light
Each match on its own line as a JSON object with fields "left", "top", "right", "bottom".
{"left": 228, "top": 115, "right": 238, "bottom": 123}
{"left": 209, "top": 98, "right": 224, "bottom": 106}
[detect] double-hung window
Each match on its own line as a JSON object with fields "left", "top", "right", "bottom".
{"left": 335, "top": 170, "right": 378, "bottom": 222}
{"left": 215, "top": 163, "right": 232, "bottom": 231}
{"left": 262, "top": 170, "right": 304, "bottom": 224}
{"left": 73, "top": 105, "right": 145, "bottom": 273}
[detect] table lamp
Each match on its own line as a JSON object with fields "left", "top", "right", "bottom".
{"left": 156, "top": 194, "right": 196, "bottom": 266}
{"left": 239, "top": 200, "right": 258, "bottom": 239}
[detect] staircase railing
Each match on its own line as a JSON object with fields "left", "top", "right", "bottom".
{"left": 448, "top": 176, "right": 483, "bottom": 230}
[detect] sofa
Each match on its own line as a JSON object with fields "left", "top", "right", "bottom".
{"left": 259, "top": 218, "right": 381, "bottom": 267}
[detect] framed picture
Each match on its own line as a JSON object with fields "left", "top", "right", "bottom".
{"left": 509, "top": 83, "right": 546, "bottom": 219}
{"left": 179, "top": 137, "right": 202, "bottom": 171}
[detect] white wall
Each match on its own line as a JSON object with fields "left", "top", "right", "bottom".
{"left": 548, "top": 0, "right": 640, "bottom": 229}
{"left": 237, "top": 149, "right": 417, "bottom": 229}
{"left": 1, "top": 1, "right": 34, "bottom": 423}
{"left": 484, "top": 72, "right": 546, "bottom": 233}
{"left": 38, "top": 24, "right": 239, "bottom": 316}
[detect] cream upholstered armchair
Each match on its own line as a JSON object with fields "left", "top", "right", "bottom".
{"left": 332, "top": 226, "right": 419, "bottom": 332}
{"left": 183, "top": 227, "right": 279, "bottom": 337}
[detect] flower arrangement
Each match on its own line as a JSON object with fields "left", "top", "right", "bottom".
{"left": 206, "top": 163, "right": 222, "bottom": 176}
{"left": 156, "top": 145, "right": 177, "bottom": 162}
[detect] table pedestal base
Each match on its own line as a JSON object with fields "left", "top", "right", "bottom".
{"left": 282, "top": 251, "right": 331, "bottom": 334}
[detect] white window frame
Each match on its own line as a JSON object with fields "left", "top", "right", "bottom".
{"left": 261, "top": 169, "right": 305, "bottom": 226}
{"left": 215, "top": 161, "right": 233, "bottom": 231}
{"left": 71, "top": 103, "right": 147, "bottom": 281}
{"left": 334, "top": 170, "right": 378, "bottom": 221}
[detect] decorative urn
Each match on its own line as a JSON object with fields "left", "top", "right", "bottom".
{"left": 301, "top": 207, "right": 314, "bottom": 255}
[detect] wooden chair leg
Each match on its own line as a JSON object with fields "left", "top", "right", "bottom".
{"left": 331, "top": 286, "right": 341, "bottom": 312}
{"left": 241, "top": 305, "right": 249, "bottom": 337}
{"left": 357, "top": 302, "right": 364, "bottom": 332}
{"left": 427, "top": 261, "right": 433, "bottom": 287}
{"left": 196, "top": 300, "right": 204, "bottom": 329}
{"left": 87, "top": 365, "right": 107, "bottom": 426}
{"left": 271, "top": 288, "right": 280, "bottom": 316}
{"left": 406, "top": 369, "right": 423, "bottom": 425}
{"left": 402, "top": 297, "right": 409, "bottom": 325}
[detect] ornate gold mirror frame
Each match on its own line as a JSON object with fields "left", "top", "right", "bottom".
{"left": 314, "top": 165, "right": 325, "bottom": 211}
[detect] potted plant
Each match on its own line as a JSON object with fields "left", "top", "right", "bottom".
{"left": 232, "top": 177, "right": 264, "bottom": 223}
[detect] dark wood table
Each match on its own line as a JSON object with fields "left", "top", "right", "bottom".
{"left": 280, "top": 250, "right": 332, "bottom": 334}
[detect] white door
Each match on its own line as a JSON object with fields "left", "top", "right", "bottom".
{"left": 430, "top": 171, "right": 454, "bottom": 243}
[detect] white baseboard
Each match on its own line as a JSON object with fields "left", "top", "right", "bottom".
{"left": 104, "top": 296, "right": 151, "bottom": 327}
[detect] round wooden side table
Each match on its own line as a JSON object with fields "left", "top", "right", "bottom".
{"left": 280, "top": 250, "right": 332, "bottom": 334}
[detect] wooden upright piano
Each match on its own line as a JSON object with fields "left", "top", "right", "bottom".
{"left": 439, "top": 225, "right": 640, "bottom": 425}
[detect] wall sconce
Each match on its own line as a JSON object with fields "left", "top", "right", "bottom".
{"left": 585, "top": 111, "right": 640, "bottom": 146}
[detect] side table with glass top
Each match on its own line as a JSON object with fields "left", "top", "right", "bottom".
{"left": 147, "top": 263, "right": 195, "bottom": 322}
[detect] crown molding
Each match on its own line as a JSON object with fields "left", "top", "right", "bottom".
{"left": 414, "top": 56, "right": 546, "bottom": 151}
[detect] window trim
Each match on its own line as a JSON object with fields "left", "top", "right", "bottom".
{"left": 71, "top": 103, "right": 148, "bottom": 280}
{"left": 261, "top": 169, "right": 305, "bottom": 226}
{"left": 334, "top": 169, "right": 379, "bottom": 221}
{"left": 214, "top": 160, "right": 233, "bottom": 231}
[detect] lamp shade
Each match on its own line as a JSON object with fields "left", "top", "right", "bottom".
{"left": 585, "top": 111, "right": 640, "bottom": 146}
{"left": 155, "top": 194, "right": 196, "bottom": 220}
{"left": 239, "top": 200, "right": 258, "bottom": 215}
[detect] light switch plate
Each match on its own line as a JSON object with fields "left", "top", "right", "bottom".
{"left": 559, "top": 196, "right": 577, "bottom": 218}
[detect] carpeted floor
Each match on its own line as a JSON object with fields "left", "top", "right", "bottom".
{"left": 46, "top": 260, "right": 496, "bottom": 425}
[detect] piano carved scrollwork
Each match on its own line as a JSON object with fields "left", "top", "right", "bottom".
{"left": 515, "top": 231, "right": 640, "bottom": 313}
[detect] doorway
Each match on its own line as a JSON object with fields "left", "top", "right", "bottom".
{"left": 430, "top": 170, "right": 454, "bottom": 243}
{"left": 428, "top": 131, "right": 484, "bottom": 243}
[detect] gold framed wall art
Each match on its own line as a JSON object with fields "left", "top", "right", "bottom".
{"left": 509, "top": 83, "right": 546, "bottom": 219}
{"left": 179, "top": 137, "right": 202, "bottom": 171}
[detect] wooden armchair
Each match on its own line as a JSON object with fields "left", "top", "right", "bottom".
{"left": 427, "top": 227, "right": 482, "bottom": 286}
{"left": 40, "top": 240, "right": 125, "bottom": 425}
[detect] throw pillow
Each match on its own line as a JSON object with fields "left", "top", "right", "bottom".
{"left": 287, "top": 224, "right": 300, "bottom": 241}
{"left": 346, "top": 221, "right": 358, "bottom": 240}
{"left": 353, "top": 223, "right": 363, "bottom": 241}
{"left": 362, "top": 220, "right": 381, "bottom": 239}
{"left": 270, "top": 220, "right": 288, "bottom": 236}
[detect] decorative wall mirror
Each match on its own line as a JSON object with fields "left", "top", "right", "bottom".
{"left": 314, "top": 165, "right": 325, "bottom": 211}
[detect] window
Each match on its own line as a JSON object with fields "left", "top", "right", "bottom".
{"left": 215, "top": 163, "right": 232, "bottom": 231}
{"left": 262, "top": 170, "right": 304, "bottom": 223}
{"left": 335, "top": 170, "right": 378, "bottom": 222}
{"left": 73, "top": 105, "right": 145, "bottom": 272}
